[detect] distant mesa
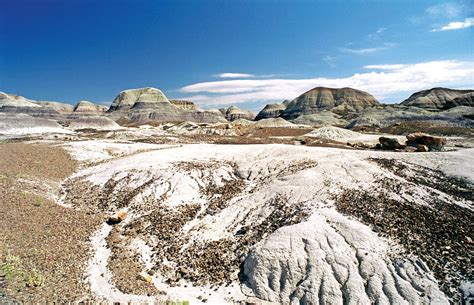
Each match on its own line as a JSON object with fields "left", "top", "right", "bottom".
{"left": 2, "top": 86, "right": 473, "bottom": 130}
{"left": 73, "top": 100, "right": 108, "bottom": 115}
{"left": 254, "top": 87, "right": 379, "bottom": 123}
{"left": 223, "top": 106, "right": 256, "bottom": 121}
{"left": 255, "top": 101, "right": 289, "bottom": 120}
{"left": 170, "top": 100, "right": 200, "bottom": 111}
{"left": 281, "top": 87, "right": 379, "bottom": 120}
{"left": 401, "top": 87, "right": 474, "bottom": 110}
{"left": 0, "top": 92, "right": 41, "bottom": 109}
{"left": 106, "top": 87, "right": 226, "bottom": 124}
{"left": 108, "top": 87, "right": 170, "bottom": 112}
{"left": 34, "top": 101, "right": 74, "bottom": 114}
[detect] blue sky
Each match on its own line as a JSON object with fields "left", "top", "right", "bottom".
{"left": 1, "top": 0, "right": 473, "bottom": 111}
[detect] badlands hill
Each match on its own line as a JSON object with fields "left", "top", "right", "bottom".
{"left": 222, "top": 105, "right": 256, "bottom": 121}
{"left": 254, "top": 101, "right": 289, "bottom": 120}
{"left": 401, "top": 87, "right": 474, "bottom": 110}
{"left": 0, "top": 92, "right": 107, "bottom": 117}
{"left": 73, "top": 100, "right": 108, "bottom": 115}
{"left": 2, "top": 86, "right": 473, "bottom": 130}
{"left": 280, "top": 87, "right": 379, "bottom": 120}
{"left": 106, "top": 87, "right": 226, "bottom": 124}
{"left": 0, "top": 92, "right": 40, "bottom": 108}
{"left": 253, "top": 87, "right": 474, "bottom": 128}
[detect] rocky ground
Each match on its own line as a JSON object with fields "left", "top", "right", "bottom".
{"left": 0, "top": 125, "right": 473, "bottom": 304}
{"left": 0, "top": 143, "right": 102, "bottom": 302}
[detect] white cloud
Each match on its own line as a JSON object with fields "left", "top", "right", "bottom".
{"left": 363, "top": 64, "right": 407, "bottom": 70}
{"left": 180, "top": 60, "right": 474, "bottom": 105}
{"left": 431, "top": 17, "right": 474, "bottom": 31}
{"left": 214, "top": 73, "right": 255, "bottom": 78}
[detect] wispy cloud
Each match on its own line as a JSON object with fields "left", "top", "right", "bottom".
{"left": 367, "top": 27, "right": 386, "bottom": 40}
{"left": 322, "top": 55, "right": 337, "bottom": 68}
{"left": 426, "top": 3, "right": 464, "bottom": 18}
{"left": 431, "top": 17, "right": 474, "bottom": 31}
{"left": 339, "top": 43, "right": 395, "bottom": 55}
{"left": 180, "top": 60, "right": 474, "bottom": 105}
{"left": 214, "top": 73, "right": 255, "bottom": 78}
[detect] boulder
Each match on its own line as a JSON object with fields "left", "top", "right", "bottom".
{"left": 416, "top": 145, "right": 429, "bottom": 152}
{"left": 404, "top": 146, "right": 418, "bottom": 152}
{"left": 379, "top": 137, "right": 406, "bottom": 150}
{"left": 406, "top": 133, "right": 446, "bottom": 151}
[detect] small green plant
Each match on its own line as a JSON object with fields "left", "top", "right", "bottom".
{"left": 0, "top": 253, "right": 44, "bottom": 289}
{"left": 0, "top": 174, "right": 8, "bottom": 181}
{"left": 33, "top": 196, "right": 44, "bottom": 207}
{"left": 26, "top": 268, "right": 45, "bottom": 287}
{"left": 16, "top": 173, "right": 29, "bottom": 180}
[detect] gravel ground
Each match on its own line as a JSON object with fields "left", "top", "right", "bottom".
{"left": 334, "top": 158, "right": 474, "bottom": 303}
{"left": 0, "top": 143, "right": 102, "bottom": 302}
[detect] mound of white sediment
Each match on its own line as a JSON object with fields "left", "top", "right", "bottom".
{"left": 231, "top": 118, "right": 255, "bottom": 126}
{"left": 68, "top": 116, "right": 121, "bottom": 131}
{"left": 61, "top": 143, "right": 473, "bottom": 304}
{"left": 291, "top": 111, "right": 348, "bottom": 126}
{"left": 253, "top": 117, "right": 297, "bottom": 128}
{"left": 0, "top": 92, "right": 40, "bottom": 108}
{"left": 304, "top": 125, "right": 407, "bottom": 145}
{"left": 305, "top": 126, "right": 361, "bottom": 140}
{"left": 166, "top": 121, "right": 241, "bottom": 136}
{"left": 0, "top": 113, "right": 72, "bottom": 136}
{"left": 245, "top": 210, "right": 447, "bottom": 304}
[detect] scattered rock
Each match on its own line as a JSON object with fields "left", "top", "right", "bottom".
{"left": 406, "top": 132, "right": 446, "bottom": 151}
{"left": 138, "top": 271, "right": 153, "bottom": 283}
{"left": 417, "top": 144, "right": 429, "bottom": 152}
{"left": 404, "top": 146, "right": 417, "bottom": 152}
{"left": 107, "top": 210, "right": 128, "bottom": 225}
{"left": 378, "top": 136, "right": 406, "bottom": 150}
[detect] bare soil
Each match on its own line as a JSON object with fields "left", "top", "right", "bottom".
{"left": 0, "top": 143, "right": 102, "bottom": 302}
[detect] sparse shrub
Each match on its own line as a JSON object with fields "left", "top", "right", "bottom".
{"left": 0, "top": 252, "right": 45, "bottom": 290}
